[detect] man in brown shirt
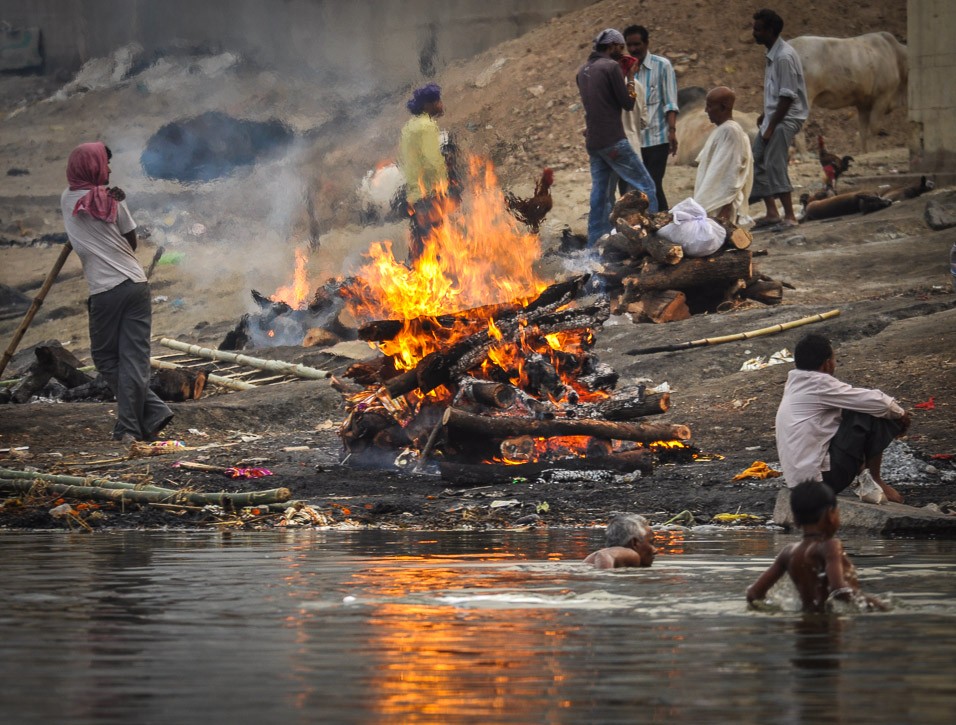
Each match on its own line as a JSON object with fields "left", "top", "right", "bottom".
{"left": 576, "top": 28, "right": 658, "bottom": 245}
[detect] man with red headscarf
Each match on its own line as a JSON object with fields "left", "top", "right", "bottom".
{"left": 60, "top": 141, "right": 172, "bottom": 445}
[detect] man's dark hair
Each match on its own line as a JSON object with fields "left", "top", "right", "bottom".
{"left": 790, "top": 480, "right": 836, "bottom": 526}
{"left": 104, "top": 145, "right": 113, "bottom": 161}
{"left": 794, "top": 333, "right": 833, "bottom": 371}
{"left": 623, "top": 25, "right": 649, "bottom": 43}
{"left": 753, "top": 9, "right": 784, "bottom": 35}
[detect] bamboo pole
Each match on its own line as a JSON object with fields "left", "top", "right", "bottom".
{"left": 149, "top": 357, "right": 256, "bottom": 390}
{"left": 0, "top": 478, "right": 292, "bottom": 506}
{"left": 0, "top": 467, "right": 168, "bottom": 491}
{"left": 159, "top": 338, "right": 331, "bottom": 379}
{"left": 626, "top": 309, "right": 841, "bottom": 356}
{"left": 0, "top": 467, "right": 291, "bottom": 505}
{"left": 0, "top": 244, "right": 72, "bottom": 377}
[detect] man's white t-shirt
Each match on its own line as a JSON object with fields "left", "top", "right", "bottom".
{"left": 60, "top": 189, "right": 143, "bottom": 296}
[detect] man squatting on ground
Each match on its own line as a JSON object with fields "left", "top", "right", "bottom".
{"left": 399, "top": 83, "right": 447, "bottom": 263}
{"left": 775, "top": 333, "right": 911, "bottom": 504}
{"left": 577, "top": 28, "right": 658, "bottom": 245}
{"left": 693, "top": 87, "right": 754, "bottom": 225}
{"left": 584, "top": 513, "right": 658, "bottom": 569}
{"left": 747, "top": 481, "right": 886, "bottom": 612}
{"left": 626, "top": 25, "right": 679, "bottom": 212}
{"left": 60, "top": 142, "right": 173, "bottom": 445}
{"left": 751, "top": 8, "right": 809, "bottom": 229}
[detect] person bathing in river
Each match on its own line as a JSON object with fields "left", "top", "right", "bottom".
{"left": 584, "top": 513, "right": 658, "bottom": 569}
{"left": 747, "top": 481, "right": 887, "bottom": 611}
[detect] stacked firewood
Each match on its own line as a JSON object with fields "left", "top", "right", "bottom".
{"left": 334, "top": 274, "right": 692, "bottom": 483}
{"left": 598, "top": 192, "right": 784, "bottom": 323}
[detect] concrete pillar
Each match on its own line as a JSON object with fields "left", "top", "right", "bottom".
{"left": 908, "top": 0, "right": 956, "bottom": 172}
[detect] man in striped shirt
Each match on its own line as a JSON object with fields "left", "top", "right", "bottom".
{"left": 626, "top": 25, "right": 679, "bottom": 211}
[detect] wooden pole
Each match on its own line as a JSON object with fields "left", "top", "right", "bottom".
{"left": 159, "top": 338, "right": 331, "bottom": 379}
{"left": 0, "top": 478, "right": 292, "bottom": 506}
{"left": 626, "top": 309, "right": 841, "bottom": 355}
{"left": 0, "top": 244, "right": 72, "bottom": 378}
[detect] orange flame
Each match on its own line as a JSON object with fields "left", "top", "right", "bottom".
{"left": 345, "top": 156, "right": 547, "bottom": 370}
{"left": 272, "top": 247, "right": 312, "bottom": 309}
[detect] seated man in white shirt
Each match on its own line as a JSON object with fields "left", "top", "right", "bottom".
{"left": 775, "top": 334, "right": 911, "bottom": 503}
{"left": 693, "top": 87, "right": 753, "bottom": 225}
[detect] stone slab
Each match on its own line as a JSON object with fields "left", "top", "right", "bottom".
{"left": 773, "top": 488, "right": 956, "bottom": 538}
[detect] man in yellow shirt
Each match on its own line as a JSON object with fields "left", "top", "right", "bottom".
{"left": 399, "top": 83, "right": 448, "bottom": 262}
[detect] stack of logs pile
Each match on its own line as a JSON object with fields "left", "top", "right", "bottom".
{"left": 599, "top": 192, "right": 785, "bottom": 323}
{"left": 334, "top": 274, "right": 692, "bottom": 484}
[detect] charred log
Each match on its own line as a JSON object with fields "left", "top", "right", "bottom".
{"left": 443, "top": 406, "right": 690, "bottom": 443}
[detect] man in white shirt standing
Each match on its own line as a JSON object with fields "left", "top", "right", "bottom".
{"left": 61, "top": 142, "right": 173, "bottom": 445}
{"left": 775, "top": 333, "right": 911, "bottom": 503}
{"left": 626, "top": 24, "right": 679, "bottom": 212}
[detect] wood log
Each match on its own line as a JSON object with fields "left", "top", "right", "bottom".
{"left": 438, "top": 449, "right": 655, "bottom": 486}
{"left": 443, "top": 406, "right": 690, "bottom": 443}
{"left": 726, "top": 226, "right": 753, "bottom": 250}
{"left": 624, "top": 249, "right": 752, "bottom": 293}
{"left": 615, "top": 218, "right": 683, "bottom": 265}
{"left": 150, "top": 367, "right": 209, "bottom": 401}
{"left": 609, "top": 190, "right": 650, "bottom": 223}
{"left": 358, "top": 274, "right": 590, "bottom": 342}
{"left": 589, "top": 392, "right": 669, "bottom": 421}
{"left": 391, "top": 299, "right": 610, "bottom": 398}
{"left": 743, "top": 276, "right": 784, "bottom": 305}
{"left": 461, "top": 379, "right": 516, "bottom": 409}
{"left": 626, "top": 290, "right": 691, "bottom": 323}
{"left": 9, "top": 343, "right": 93, "bottom": 403}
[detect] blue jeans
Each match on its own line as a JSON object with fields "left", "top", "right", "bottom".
{"left": 587, "top": 139, "right": 658, "bottom": 244}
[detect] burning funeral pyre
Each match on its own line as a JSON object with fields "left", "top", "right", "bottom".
{"left": 330, "top": 157, "right": 693, "bottom": 482}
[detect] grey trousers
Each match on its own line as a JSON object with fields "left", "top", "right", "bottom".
{"left": 751, "top": 117, "right": 803, "bottom": 199}
{"left": 88, "top": 280, "right": 171, "bottom": 440}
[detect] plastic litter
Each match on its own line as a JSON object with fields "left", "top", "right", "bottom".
{"left": 740, "top": 348, "right": 793, "bottom": 371}
{"left": 855, "top": 470, "right": 887, "bottom": 505}
{"left": 712, "top": 512, "right": 763, "bottom": 524}
{"left": 732, "top": 461, "right": 782, "bottom": 481}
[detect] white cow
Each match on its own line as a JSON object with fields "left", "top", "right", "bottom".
{"left": 790, "top": 32, "right": 908, "bottom": 151}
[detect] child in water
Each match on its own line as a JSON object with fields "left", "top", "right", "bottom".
{"left": 584, "top": 514, "right": 658, "bottom": 569}
{"left": 747, "top": 481, "right": 887, "bottom": 612}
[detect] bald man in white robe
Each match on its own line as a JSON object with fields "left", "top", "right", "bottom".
{"left": 693, "top": 87, "right": 753, "bottom": 225}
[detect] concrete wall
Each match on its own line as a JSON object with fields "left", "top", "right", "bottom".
{"left": 908, "top": 0, "right": 956, "bottom": 172}
{"left": 0, "top": 0, "right": 593, "bottom": 91}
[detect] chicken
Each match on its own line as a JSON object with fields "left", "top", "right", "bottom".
{"left": 818, "top": 135, "right": 853, "bottom": 190}
{"left": 505, "top": 167, "right": 554, "bottom": 233}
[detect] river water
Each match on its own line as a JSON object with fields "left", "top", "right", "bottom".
{"left": 2, "top": 529, "right": 955, "bottom": 724}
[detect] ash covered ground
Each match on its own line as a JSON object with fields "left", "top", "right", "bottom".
{"left": 1, "top": 0, "right": 954, "bottom": 531}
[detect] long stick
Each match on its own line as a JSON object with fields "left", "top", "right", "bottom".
{"left": 0, "top": 244, "right": 72, "bottom": 377}
{"left": 0, "top": 478, "right": 292, "bottom": 506}
{"left": 159, "top": 338, "right": 331, "bottom": 379}
{"left": 626, "top": 309, "right": 840, "bottom": 356}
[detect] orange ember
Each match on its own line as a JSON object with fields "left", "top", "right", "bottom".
{"left": 271, "top": 247, "right": 312, "bottom": 309}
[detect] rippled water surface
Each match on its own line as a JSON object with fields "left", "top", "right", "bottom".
{"left": 2, "top": 529, "right": 955, "bottom": 723}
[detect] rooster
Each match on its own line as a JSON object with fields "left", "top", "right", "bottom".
{"left": 505, "top": 167, "right": 554, "bottom": 233}
{"left": 818, "top": 135, "right": 853, "bottom": 191}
